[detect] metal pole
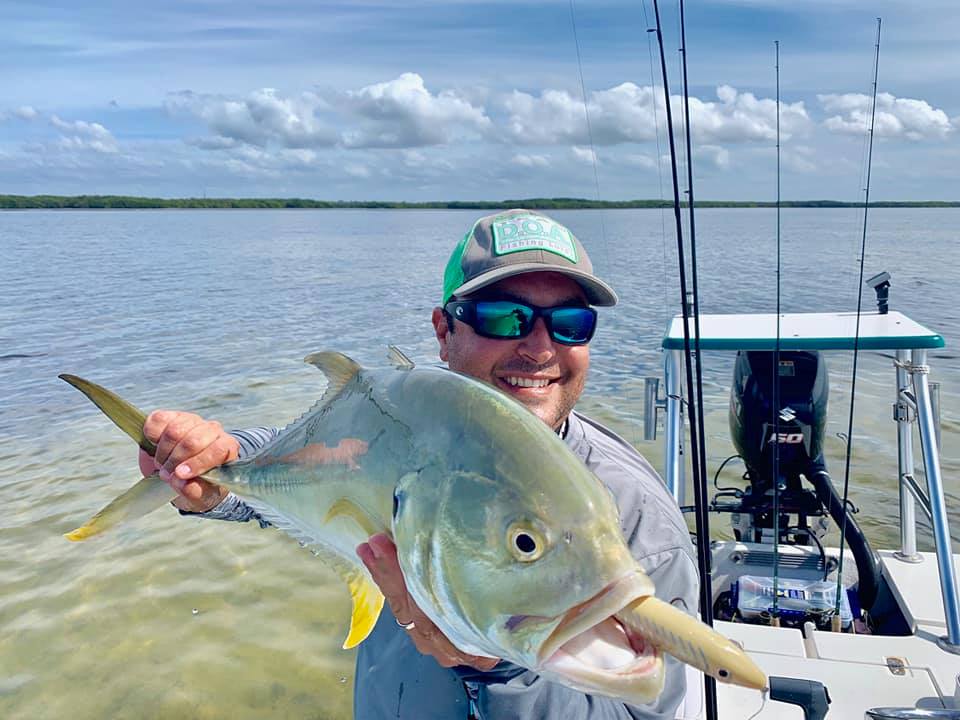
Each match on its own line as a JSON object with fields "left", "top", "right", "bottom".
{"left": 911, "top": 349, "right": 960, "bottom": 650}
{"left": 894, "top": 349, "right": 921, "bottom": 562}
{"left": 664, "top": 349, "right": 685, "bottom": 504}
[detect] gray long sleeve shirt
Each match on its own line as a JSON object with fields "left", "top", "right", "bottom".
{"left": 202, "top": 411, "right": 698, "bottom": 719}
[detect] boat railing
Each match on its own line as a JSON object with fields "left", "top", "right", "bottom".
{"left": 654, "top": 311, "right": 959, "bottom": 653}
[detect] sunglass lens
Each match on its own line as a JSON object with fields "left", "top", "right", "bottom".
{"left": 475, "top": 302, "right": 533, "bottom": 338}
{"left": 549, "top": 308, "right": 596, "bottom": 343}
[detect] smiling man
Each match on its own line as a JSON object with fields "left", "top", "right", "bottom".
{"left": 143, "top": 209, "right": 698, "bottom": 719}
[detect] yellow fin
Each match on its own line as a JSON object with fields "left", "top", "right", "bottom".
{"left": 65, "top": 474, "right": 175, "bottom": 541}
{"left": 304, "top": 351, "right": 361, "bottom": 391}
{"left": 342, "top": 569, "right": 385, "bottom": 649}
{"left": 59, "top": 374, "right": 155, "bottom": 455}
{"left": 386, "top": 345, "right": 415, "bottom": 370}
{"left": 324, "top": 497, "right": 387, "bottom": 538}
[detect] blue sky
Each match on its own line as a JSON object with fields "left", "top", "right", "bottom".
{"left": 1, "top": 0, "right": 957, "bottom": 200}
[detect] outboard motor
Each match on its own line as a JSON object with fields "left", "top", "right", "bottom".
{"left": 728, "top": 351, "right": 829, "bottom": 543}
{"left": 721, "top": 350, "right": 880, "bottom": 612}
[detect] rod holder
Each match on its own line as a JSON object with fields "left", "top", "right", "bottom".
{"left": 643, "top": 377, "right": 665, "bottom": 441}
{"left": 930, "top": 381, "right": 941, "bottom": 451}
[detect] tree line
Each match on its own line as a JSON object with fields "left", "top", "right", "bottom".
{"left": 2, "top": 195, "right": 957, "bottom": 210}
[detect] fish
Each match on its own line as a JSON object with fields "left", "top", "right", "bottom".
{"left": 60, "top": 348, "right": 767, "bottom": 705}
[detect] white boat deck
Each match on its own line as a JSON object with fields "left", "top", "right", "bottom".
{"left": 880, "top": 550, "right": 960, "bottom": 632}
{"left": 676, "top": 549, "right": 960, "bottom": 718}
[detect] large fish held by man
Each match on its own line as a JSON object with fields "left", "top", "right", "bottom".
{"left": 60, "top": 349, "right": 767, "bottom": 705}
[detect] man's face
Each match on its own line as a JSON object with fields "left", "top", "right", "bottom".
{"left": 432, "top": 271, "right": 591, "bottom": 431}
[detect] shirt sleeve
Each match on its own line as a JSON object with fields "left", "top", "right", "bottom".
{"left": 175, "top": 426, "right": 280, "bottom": 526}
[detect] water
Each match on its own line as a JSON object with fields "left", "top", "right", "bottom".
{"left": 1, "top": 208, "right": 957, "bottom": 718}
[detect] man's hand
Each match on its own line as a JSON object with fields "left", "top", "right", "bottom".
{"left": 357, "top": 533, "right": 500, "bottom": 671}
{"left": 140, "top": 410, "right": 238, "bottom": 513}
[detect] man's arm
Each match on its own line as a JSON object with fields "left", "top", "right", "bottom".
{"left": 139, "top": 409, "right": 277, "bottom": 517}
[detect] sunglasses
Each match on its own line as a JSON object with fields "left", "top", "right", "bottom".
{"left": 444, "top": 300, "right": 597, "bottom": 345}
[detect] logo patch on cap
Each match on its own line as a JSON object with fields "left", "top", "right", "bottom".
{"left": 491, "top": 215, "right": 578, "bottom": 263}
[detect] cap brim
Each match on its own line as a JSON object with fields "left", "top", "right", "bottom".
{"left": 452, "top": 263, "right": 618, "bottom": 306}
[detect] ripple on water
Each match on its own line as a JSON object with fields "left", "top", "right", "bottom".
{"left": 3, "top": 208, "right": 958, "bottom": 717}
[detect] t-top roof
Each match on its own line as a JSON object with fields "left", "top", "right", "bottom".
{"left": 662, "top": 311, "right": 945, "bottom": 351}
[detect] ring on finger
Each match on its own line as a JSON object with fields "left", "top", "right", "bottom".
{"left": 395, "top": 617, "right": 416, "bottom": 631}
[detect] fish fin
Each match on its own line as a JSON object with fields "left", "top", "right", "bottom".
{"left": 303, "top": 352, "right": 362, "bottom": 404}
{"left": 59, "top": 374, "right": 155, "bottom": 455}
{"left": 325, "top": 497, "right": 387, "bottom": 538}
{"left": 342, "top": 568, "right": 385, "bottom": 649}
{"left": 64, "top": 474, "right": 175, "bottom": 541}
{"left": 386, "top": 345, "right": 415, "bottom": 370}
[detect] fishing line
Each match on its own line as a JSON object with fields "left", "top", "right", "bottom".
{"left": 568, "top": 0, "right": 608, "bottom": 271}
{"left": 834, "top": 17, "right": 882, "bottom": 626}
{"left": 832, "top": 33, "right": 880, "bottom": 419}
{"left": 652, "top": 1, "right": 718, "bottom": 716}
{"left": 771, "top": 39, "right": 782, "bottom": 624}
{"left": 640, "top": 0, "right": 673, "bottom": 331}
{"left": 745, "top": 693, "right": 769, "bottom": 720}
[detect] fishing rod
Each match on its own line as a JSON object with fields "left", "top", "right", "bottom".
{"left": 677, "top": 0, "right": 715, "bottom": 641}
{"left": 833, "top": 17, "right": 882, "bottom": 630}
{"left": 650, "top": 1, "right": 718, "bottom": 716}
{"left": 771, "top": 39, "right": 782, "bottom": 625}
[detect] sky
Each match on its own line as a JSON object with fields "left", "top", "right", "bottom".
{"left": 1, "top": 0, "right": 957, "bottom": 201}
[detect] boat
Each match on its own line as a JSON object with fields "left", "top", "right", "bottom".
{"left": 635, "top": 6, "right": 958, "bottom": 716}
{"left": 640, "top": 295, "right": 960, "bottom": 718}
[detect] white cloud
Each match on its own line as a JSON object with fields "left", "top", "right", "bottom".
{"left": 49, "top": 114, "right": 118, "bottom": 153}
{"left": 511, "top": 153, "right": 550, "bottom": 168}
{"left": 620, "top": 153, "right": 657, "bottom": 170}
{"left": 166, "top": 88, "right": 337, "bottom": 149}
{"left": 819, "top": 92, "right": 952, "bottom": 140}
{"left": 339, "top": 72, "right": 490, "bottom": 148}
{"left": 185, "top": 135, "right": 240, "bottom": 150}
{"left": 502, "top": 83, "right": 810, "bottom": 147}
{"left": 690, "top": 86, "right": 810, "bottom": 144}
{"left": 782, "top": 145, "right": 818, "bottom": 173}
{"left": 589, "top": 83, "right": 662, "bottom": 144}
{"left": 503, "top": 88, "right": 592, "bottom": 145}
{"left": 571, "top": 146, "right": 597, "bottom": 164}
{"left": 400, "top": 149, "right": 453, "bottom": 170}
{"left": 344, "top": 163, "right": 371, "bottom": 178}
{"left": 696, "top": 144, "right": 730, "bottom": 168}
{"left": 1, "top": 106, "right": 35, "bottom": 122}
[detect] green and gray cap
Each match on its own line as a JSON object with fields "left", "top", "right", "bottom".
{"left": 442, "top": 209, "right": 618, "bottom": 306}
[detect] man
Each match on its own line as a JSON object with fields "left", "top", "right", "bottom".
{"left": 144, "top": 209, "right": 698, "bottom": 719}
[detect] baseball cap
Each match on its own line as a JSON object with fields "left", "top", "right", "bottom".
{"left": 441, "top": 209, "right": 618, "bottom": 306}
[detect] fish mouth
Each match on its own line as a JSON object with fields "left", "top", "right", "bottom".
{"left": 537, "top": 572, "right": 665, "bottom": 703}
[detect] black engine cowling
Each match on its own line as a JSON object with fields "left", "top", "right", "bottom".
{"left": 730, "top": 350, "right": 829, "bottom": 480}
{"left": 725, "top": 349, "right": 880, "bottom": 611}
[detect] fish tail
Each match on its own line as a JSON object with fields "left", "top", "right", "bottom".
{"left": 65, "top": 474, "right": 176, "bottom": 541}
{"left": 59, "top": 374, "right": 156, "bottom": 456}
{"left": 59, "top": 373, "right": 229, "bottom": 540}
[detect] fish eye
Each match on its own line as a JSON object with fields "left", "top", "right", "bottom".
{"left": 507, "top": 522, "right": 546, "bottom": 562}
